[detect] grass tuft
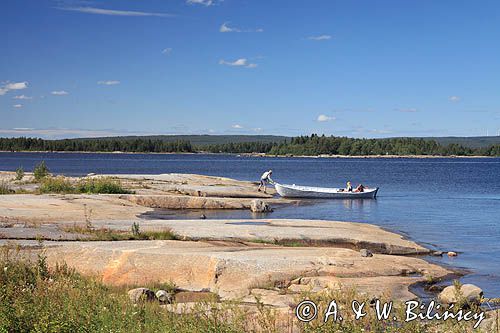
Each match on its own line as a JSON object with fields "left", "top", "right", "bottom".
{"left": 62, "top": 224, "right": 179, "bottom": 241}
{"left": 39, "top": 176, "right": 75, "bottom": 193}
{"left": 0, "top": 181, "right": 15, "bottom": 195}
{"left": 76, "top": 177, "right": 133, "bottom": 194}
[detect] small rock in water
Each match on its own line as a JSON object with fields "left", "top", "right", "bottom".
{"left": 128, "top": 288, "right": 156, "bottom": 303}
{"left": 156, "top": 290, "right": 174, "bottom": 304}
{"left": 447, "top": 251, "right": 458, "bottom": 257}
{"left": 438, "top": 284, "right": 483, "bottom": 305}
{"left": 200, "top": 214, "right": 206, "bottom": 219}
{"left": 250, "top": 199, "right": 273, "bottom": 213}
{"left": 360, "top": 249, "right": 373, "bottom": 257}
{"left": 431, "top": 251, "right": 444, "bottom": 257}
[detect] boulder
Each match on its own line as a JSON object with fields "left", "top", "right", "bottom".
{"left": 250, "top": 200, "right": 273, "bottom": 213}
{"left": 438, "top": 284, "right": 483, "bottom": 304}
{"left": 447, "top": 251, "right": 458, "bottom": 257}
{"left": 128, "top": 288, "right": 156, "bottom": 303}
{"left": 156, "top": 290, "right": 174, "bottom": 304}
{"left": 360, "top": 249, "right": 373, "bottom": 257}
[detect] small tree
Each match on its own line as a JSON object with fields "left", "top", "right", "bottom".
{"left": 33, "top": 161, "right": 50, "bottom": 180}
{"left": 15, "top": 166, "right": 24, "bottom": 181}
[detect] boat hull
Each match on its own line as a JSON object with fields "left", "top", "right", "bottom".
{"left": 275, "top": 183, "right": 378, "bottom": 199}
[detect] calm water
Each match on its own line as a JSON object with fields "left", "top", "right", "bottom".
{"left": 1, "top": 152, "right": 499, "bottom": 296}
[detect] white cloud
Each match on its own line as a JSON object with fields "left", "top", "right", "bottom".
{"left": 220, "top": 22, "right": 238, "bottom": 32}
{"left": 51, "top": 90, "right": 69, "bottom": 95}
{"left": 161, "top": 48, "right": 172, "bottom": 55}
{"left": 219, "top": 58, "right": 257, "bottom": 68}
{"left": 97, "top": 80, "right": 120, "bottom": 85}
{"left": 13, "top": 95, "right": 32, "bottom": 100}
{"left": 317, "top": 114, "right": 336, "bottom": 122}
{"left": 449, "top": 96, "right": 461, "bottom": 102}
{"left": 308, "top": 35, "right": 332, "bottom": 41}
{"left": 253, "top": 127, "right": 263, "bottom": 132}
{"left": 0, "top": 81, "right": 28, "bottom": 96}
{"left": 231, "top": 124, "right": 243, "bottom": 129}
{"left": 56, "top": 6, "right": 173, "bottom": 17}
{"left": 187, "top": 0, "right": 215, "bottom": 6}
{"left": 219, "top": 22, "right": 263, "bottom": 33}
{"left": 13, "top": 104, "right": 23, "bottom": 108}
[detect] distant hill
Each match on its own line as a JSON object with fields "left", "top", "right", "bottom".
{"left": 1, "top": 135, "right": 498, "bottom": 156}
{"left": 425, "top": 136, "right": 500, "bottom": 148}
{"left": 79, "top": 135, "right": 500, "bottom": 148}
{"left": 78, "top": 135, "right": 289, "bottom": 146}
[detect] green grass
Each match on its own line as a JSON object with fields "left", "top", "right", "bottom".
{"left": 39, "top": 176, "right": 76, "bottom": 194}
{"left": 37, "top": 176, "right": 133, "bottom": 194}
{"left": 0, "top": 181, "right": 14, "bottom": 195}
{"left": 62, "top": 224, "right": 179, "bottom": 241}
{"left": 0, "top": 247, "right": 251, "bottom": 333}
{"left": 76, "top": 177, "right": 133, "bottom": 194}
{"left": 0, "top": 246, "right": 495, "bottom": 332}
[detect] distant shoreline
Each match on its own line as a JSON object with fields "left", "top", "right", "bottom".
{"left": 0, "top": 150, "right": 496, "bottom": 159}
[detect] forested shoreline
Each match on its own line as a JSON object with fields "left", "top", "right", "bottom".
{"left": 1, "top": 135, "right": 499, "bottom": 156}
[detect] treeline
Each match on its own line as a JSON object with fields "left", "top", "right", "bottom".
{"left": 1, "top": 135, "right": 499, "bottom": 156}
{"left": 203, "top": 134, "right": 500, "bottom": 156}
{"left": 0, "top": 137, "right": 193, "bottom": 153}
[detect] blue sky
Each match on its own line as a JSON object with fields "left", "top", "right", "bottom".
{"left": 1, "top": 0, "right": 500, "bottom": 139}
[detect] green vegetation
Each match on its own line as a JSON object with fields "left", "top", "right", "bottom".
{"left": 33, "top": 161, "right": 50, "bottom": 180}
{"left": 15, "top": 166, "right": 24, "bottom": 181}
{"left": 0, "top": 247, "right": 249, "bottom": 333}
{"left": 206, "top": 135, "right": 500, "bottom": 156}
{"left": 0, "top": 247, "right": 490, "bottom": 332}
{"left": 0, "top": 137, "right": 193, "bottom": 153}
{"left": 0, "top": 181, "right": 14, "bottom": 195}
{"left": 0, "top": 135, "right": 499, "bottom": 156}
{"left": 76, "top": 177, "right": 133, "bottom": 194}
{"left": 62, "top": 224, "right": 179, "bottom": 241}
{"left": 38, "top": 176, "right": 132, "bottom": 194}
{"left": 39, "top": 176, "right": 75, "bottom": 193}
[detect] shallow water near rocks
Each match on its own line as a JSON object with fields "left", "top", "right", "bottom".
{"left": 1, "top": 152, "right": 499, "bottom": 296}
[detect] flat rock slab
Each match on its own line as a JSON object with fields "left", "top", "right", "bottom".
{"left": 9, "top": 239, "right": 449, "bottom": 302}
{"left": 94, "top": 219, "right": 429, "bottom": 255}
{"left": 0, "top": 194, "right": 150, "bottom": 224}
{"left": 104, "top": 173, "right": 276, "bottom": 198}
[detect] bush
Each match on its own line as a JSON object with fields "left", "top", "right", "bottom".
{"left": 33, "top": 161, "right": 50, "bottom": 180}
{"left": 0, "top": 181, "right": 14, "bottom": 195}
{"left": 0, "top": 250, "right": 248, "bottom": 333}
{"left": 39, "top": 176, "right": 76, "bottom": 194}
{"left": 76, "top": 177, "right": 132, "bottom": 194}
{"left": 15, "top": 167, "right": 24, "bottom": 181}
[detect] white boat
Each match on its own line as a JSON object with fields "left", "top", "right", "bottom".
{"left": 274, "top": 183, "right": 379, "bottom": 199}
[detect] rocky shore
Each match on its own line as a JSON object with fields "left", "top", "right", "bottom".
{"left": 0, "top": 171, "right": 485, "bottom": 316}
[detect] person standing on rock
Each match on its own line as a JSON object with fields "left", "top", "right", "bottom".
{"left": 258, "top": 170, "right": 273, "bottom": 193}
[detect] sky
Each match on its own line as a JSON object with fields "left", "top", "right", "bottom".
{"left": 1, "top": 0, "right": 500, "bottom": 139}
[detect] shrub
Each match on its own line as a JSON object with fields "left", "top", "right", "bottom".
{"left": 15, "top": 166, "right": 24, "bottom": 181}
{"left": 0, "top": 181, "right": 14, "bottom": 195}
{"left": 33, "top": 161, "right": 50, "bottom": 180}
{"left": 39, "top": 176, "right": 75, "bottom": 193}
{"left": 76, "top": 177, "right": 132, "bottom": 194}
{"left": 131, "top": 222, "right": 141, "bottom": 236}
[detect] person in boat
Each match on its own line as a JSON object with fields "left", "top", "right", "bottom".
{"left": 258, "top": 170, "right": 273, "bottom": 193}
{"left": 354, "top": 184, "right": 365, "bottom": 192}
{"left": 346, "top": 181, "right": 353, "bottom": 192}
